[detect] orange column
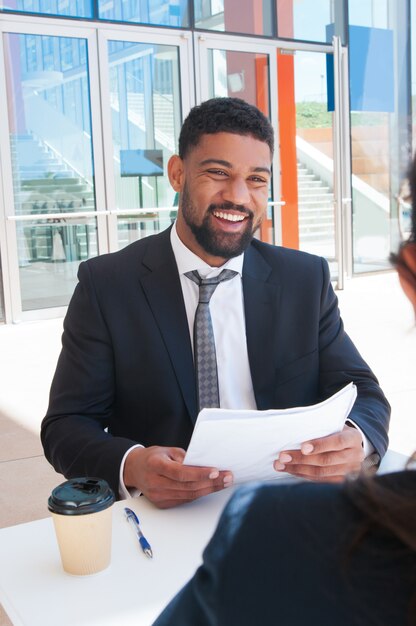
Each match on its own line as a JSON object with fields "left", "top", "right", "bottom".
{"left": 277, "top": 51, "right": 299, "bottom": 249}
{"left": 255, "top": 55, "right": 273, "bottom": 243}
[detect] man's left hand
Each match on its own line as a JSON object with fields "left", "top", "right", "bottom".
{"left": 273, "top": 424, "right": 365, "bottom": 482}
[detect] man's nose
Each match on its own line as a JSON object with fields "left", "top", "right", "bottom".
{"left": 222, "top": 177, "right": 250, "bottom": 206}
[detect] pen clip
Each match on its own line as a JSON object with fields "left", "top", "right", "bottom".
{"left": 124, "top": 506, "right": 139, "bottom": 527}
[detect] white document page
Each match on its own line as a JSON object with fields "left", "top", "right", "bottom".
{"left": 183, "top": 382, "right": 357, "bottom": 484}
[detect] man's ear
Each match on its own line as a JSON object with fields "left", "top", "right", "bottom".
{"left": 168, "top": 155, "right": 184, "bottom": 192}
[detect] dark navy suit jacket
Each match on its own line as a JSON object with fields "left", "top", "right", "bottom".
{"left": 41, "top": 227, "right": 390, "bottom": 496}
{"left": 153, "top": 472, "right": 416, "bottom": 626}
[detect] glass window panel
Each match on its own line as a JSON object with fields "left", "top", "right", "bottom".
{"left": 3, "top": 32, "right": 98, "bottom": 311}
{"left": 0, "top": 250, "right": 4, "bottom": 322}
{"left": 194, "top": 0, "right": 274, "bottom": 36}
{"left": 277, "top": 0, "right": 334, "bottom": 43}
{"left": 412, "top": 0, "right": 416, "bottom": 152}
{"left": 98, "top": 0, "right": 190, "bottom": 28}
{"left": 107, "top": 39, "right": 182, "bottom": 230}
{"left": 348, "top": 1, "right": 410, "bottom": 274}
{"left": 4, "top": 33, "right": 95, "bottom": 217}
{"left": 207, "top": 49, "right": 270, "bottom": 116}
{"left": 293, "top": 51, "right": 336, "bottom": 274}
{"left": 117, "top": 210, "right": 176, "bottom": 249}
{"left": 206, "top": 47, "right": 273, "bottom": 243}
{"left": 348, "top": 0, "right": 388, "bottom": 28}
{"left": 17, "top": 218, "right": 98, "bottom": 310}
{"left": 0, "top": 0, "right": 93, "bottom": 17}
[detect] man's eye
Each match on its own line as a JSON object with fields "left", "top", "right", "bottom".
{"left": 207, "top": 169, "right": 227, "bottom": 176}
{"left": 249, "top": 176, "right": 268, "bottom": 183}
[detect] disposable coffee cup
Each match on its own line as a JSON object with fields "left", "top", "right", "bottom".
{"left": 48, "top": 477, "right": 115, "bottom": 576}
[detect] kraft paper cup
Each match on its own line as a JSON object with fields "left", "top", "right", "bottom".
{"left": 48, "top": 477, "right": 115, "bottom": 576}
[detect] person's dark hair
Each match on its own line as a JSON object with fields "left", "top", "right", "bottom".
{"left": 405, "top": 156, "right": 416, "bottom": 242}
{"left": 390, "top": 155, "right": 416, "bottom": 319}
{"left": 178, "top": 97, "right": 274, "bottom": 159}
{"left": 344, "top": 461, "right": 416, "bottom": 624}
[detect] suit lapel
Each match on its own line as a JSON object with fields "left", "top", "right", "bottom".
{"left": 243, "top": 244, "right": 281, "bottom": 410}
{"left": 139, "top": 229, "right": 198, "bottom": 422}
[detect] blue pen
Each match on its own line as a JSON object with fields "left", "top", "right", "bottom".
{"left": 124, "top": 507, "right": 153, "bottom": 558}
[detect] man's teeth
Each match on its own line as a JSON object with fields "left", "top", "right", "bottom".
{"left": 213, "top": 211, "right": 245, "bottom": 222}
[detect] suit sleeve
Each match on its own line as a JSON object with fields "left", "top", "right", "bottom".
{"left": 40, "top": 261, "right": 138, "bottom": 496}
{"left": 317, "top": 257, "right": 390, "bottom": 458}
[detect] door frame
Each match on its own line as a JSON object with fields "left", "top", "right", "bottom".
{"left": 0, "top": 15, "right": 194, "bottom": 322}
{"left": 97, "top": 24, "right": 194, "bottom": 253}
{"left": 0, "top": 15, "right": 351, "bottom": 322}
{"left": 194, "top": 31, "right": 352, "bottom": 284}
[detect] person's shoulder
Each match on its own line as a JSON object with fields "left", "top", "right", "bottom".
{"left": 250, "top": 239, "right": 327, "bottom": 269}
{"left": 247, "top": 240, "right": 329, "bottom": 285}
{"left": 242, "top": 479, "right": 347, "bottom": 511}
{"left": 225, "top": 480, "right": 352, "bottom": 533}
{"left": 80, "top": 227, "right": 171, "bottom": 275}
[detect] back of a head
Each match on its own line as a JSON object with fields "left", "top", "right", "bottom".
{"left": 391, "top": 153, "right": 416, "bottom": 318}
{"left": 178, "top": 97, "right": 274, "bottom": 159}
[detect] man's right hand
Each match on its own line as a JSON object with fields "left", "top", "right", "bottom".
{"left": 123, "top": 446, "right": 233, "bottom": 509}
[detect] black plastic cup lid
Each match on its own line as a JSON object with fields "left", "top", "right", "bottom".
{"left": 48, "top": 478, "right": 115, "bottom": 515}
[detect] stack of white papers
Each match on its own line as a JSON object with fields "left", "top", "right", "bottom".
{"left": 183, "top": 382, "right": 357, "bottom": 483}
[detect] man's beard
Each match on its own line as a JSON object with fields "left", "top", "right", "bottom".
{"left": 180, "top": 183, "right": 262, "bottom": 259}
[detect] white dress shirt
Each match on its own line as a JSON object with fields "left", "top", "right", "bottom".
{"left": 170, "top": 222, "right": 257, "bottom": 411}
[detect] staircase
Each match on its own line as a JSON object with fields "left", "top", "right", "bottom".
{"left": 10, "top": 133, "right": 97, "bottom": 264}
{"left": 297, "top": 162, "right": 335, "bottom": 258}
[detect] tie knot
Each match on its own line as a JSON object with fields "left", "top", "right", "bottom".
{"left": 185, "top": 269, "right": 238, "bottom": 304}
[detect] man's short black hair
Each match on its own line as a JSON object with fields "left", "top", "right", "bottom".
{"left": 178, "top": 97, "right": 274, "bottom": 159}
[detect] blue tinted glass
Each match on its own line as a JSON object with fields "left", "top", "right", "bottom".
{"left": 0, "top": 0, "right": 93, "bottom": 17}
{"left": 98, "top": 0, "right": 189, "bottom": 27}
{"left": 194, "top": 0, "right": 274, "bottom": 36}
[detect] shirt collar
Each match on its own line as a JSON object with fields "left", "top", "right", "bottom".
{"left": 170, "top": 221, "right": 244, "bottom": 278}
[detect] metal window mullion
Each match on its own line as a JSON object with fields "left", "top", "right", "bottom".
{"left": 332, "top": 35, "right": 345, "bottom": 290}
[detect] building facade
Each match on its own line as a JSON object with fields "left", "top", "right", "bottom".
{"left": 0, "top": 0, "right": 414, "bottom": 322}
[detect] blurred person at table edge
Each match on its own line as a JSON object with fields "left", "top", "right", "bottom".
{"left": 153, "top": 153, "right": 416, "bottom": 626}
{"left": 41, "top": 97, "right": 390, "bottom": 508}
{"left": 390, "top": 155, "right": 416, "bottom": 319}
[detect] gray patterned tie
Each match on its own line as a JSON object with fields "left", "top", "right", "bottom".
{"left": 185, "top": 269, "right": 238, "bottom": 411}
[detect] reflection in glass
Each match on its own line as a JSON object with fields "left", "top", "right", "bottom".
{"left": 207, "top": 49, "right": 269, "bottom": 115}
{"left": 0, "top": 250, "right": 4, "bottom": 322}
{"left": 98, "top": 0, "right": 189, "bottom": 27}
{"left": 194, "top": 0, "right": 274, "bottom": 36}
{"left": 18, "top": 219, "right": 98, "bottom": 310}
{"left": 107, "top": 40, "right": 182, "bottom": 222}
{"left": 3, "top": 32, "right": 97, "bottom": 310}
{"left": 4, "top": 33, "right": 95, "bottom": 218}
{"left": 117, "top": 210, "right": 177, "bottom": 250}
{"left": 348, "top": 0, "right": 388, "bottom": 28}
{"left": 277, "top": 0, "right": 333, "bottom": 43}
{"left": 348, "top": 1, "right": 409, "bottom": 273}
{"left": 350, "top": 112, "right": 391, "bottom": 272}
{"left": 0, "top": 0, "right": 92, "bottom": 18}
{"left": 293, "top": 51, "right": 335, "bottom": 272}
{"left": 206, "top": 47, "right": 273, "bottom": 243}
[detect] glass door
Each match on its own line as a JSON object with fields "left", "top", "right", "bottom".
{"left": 98, "top": 27, "right": 193, "bottom": 252}
{"left": 0, "top": 19, "right": 192, "bottom": 321}
{"left": 195, "top": 34, "right": 351, "bottom": 284}
{"left": 0, "top": 19, "right": 107, "bottom": 321}
{"left": 194, "top": 32, "right": 281, "bottom": 246}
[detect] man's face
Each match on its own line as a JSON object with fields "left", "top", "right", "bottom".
{"left": 169, "top": 132, "right": 272, "bottom": 266}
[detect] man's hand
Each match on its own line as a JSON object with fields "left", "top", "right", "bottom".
{"left": 124, "top": 446, "right": 233, "bottom": 508}
{"left": 273, "top": 424, "right": 365, "bottom": 482}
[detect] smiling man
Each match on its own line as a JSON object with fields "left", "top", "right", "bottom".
{"left": 41, "top": 98, "right": 390, "bottom": 508}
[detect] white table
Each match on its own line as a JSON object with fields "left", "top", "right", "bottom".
{"left": 0, "top": 487, "right": 235, "bottom": 626}
{"left": 0, "top": 449, "right": 408, "bottom": 626}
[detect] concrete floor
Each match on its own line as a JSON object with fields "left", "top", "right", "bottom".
{"left": 0, "top": 270, "right": 415, "bottom": 624}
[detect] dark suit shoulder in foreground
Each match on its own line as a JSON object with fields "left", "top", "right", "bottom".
{"left": 154, "top": 472, "right": 416, "bottom": 626}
